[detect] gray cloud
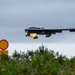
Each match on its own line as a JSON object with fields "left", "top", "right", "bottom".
{"left": 0, "top": 0, "right": 75, "bottom": 43}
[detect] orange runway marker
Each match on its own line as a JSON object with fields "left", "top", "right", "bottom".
{"left": 0, "top": 39, "right": 9, "bottom": 55}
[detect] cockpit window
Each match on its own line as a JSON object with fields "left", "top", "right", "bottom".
{"left": 29, "top": 27, "right": 40, "bottom": 29}
{"left": 29, "top": 27, "right": 44, "bottom": 29}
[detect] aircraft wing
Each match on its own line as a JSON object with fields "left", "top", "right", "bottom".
{"left": 25, "top": 29, "right": 62, "bottom": 34}
{"left": 25, "top": 27, "right": 75, "bottom": 39}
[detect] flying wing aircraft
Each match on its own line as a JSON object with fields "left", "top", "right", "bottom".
{"left": 25, "top": 27, "right": 75, "bottom": 39}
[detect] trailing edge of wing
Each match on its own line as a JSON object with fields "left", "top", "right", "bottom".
{"left": 70, "top": 29, "right": 75, "bottom": 32}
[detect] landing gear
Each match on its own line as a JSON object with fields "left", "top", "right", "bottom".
{"left": 46, "top": 35, "right": 50, "bottom": 37}
{"left": 33, "top": 36, "right": 38, "bottom": 39}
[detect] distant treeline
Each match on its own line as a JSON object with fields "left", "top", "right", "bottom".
{"left": 0, "top": 45, "right": 75, "bottom": 75}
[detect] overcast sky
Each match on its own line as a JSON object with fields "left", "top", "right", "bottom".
{"left": 0, "top": 0, "right": 75, "bottom": 57}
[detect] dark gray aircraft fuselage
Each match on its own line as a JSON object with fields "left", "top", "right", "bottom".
{"left": 25, "top": 27, "right": 75, "bottom": 39}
